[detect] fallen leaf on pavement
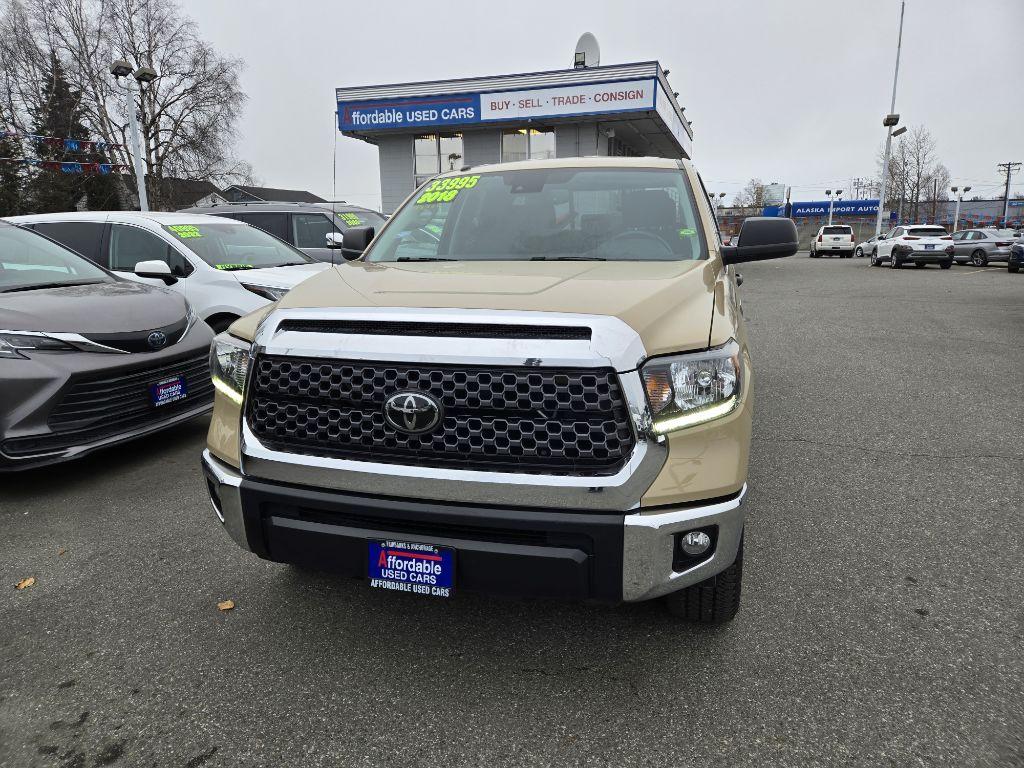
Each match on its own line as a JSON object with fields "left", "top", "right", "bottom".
{"left": 57, "top": 548, "right": 67, "bottom": 556}
{"left": 16, "top": 577, "right": 35, "bottom": 590}
{"left": 217, "top": 599, "right": 235, "bottom": 611}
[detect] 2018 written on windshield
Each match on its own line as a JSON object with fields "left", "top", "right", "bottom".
{"left": 415, "top": 175, "right": 480, "bottom": 205}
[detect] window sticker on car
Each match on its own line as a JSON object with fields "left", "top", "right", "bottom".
{"left": 213, "top": 263, "right": 255, "bottom": 271}
{"left": 167, "top": 225, "right": 203, "bottom": 239}
{"left": 337, "top": 212, "right": 362, "bottom": 226}
{"left": 415, "top": 175, "right": 481, "bottom": 205}
{"left": 678, "top": 227, "right": 697, "bottom": 238}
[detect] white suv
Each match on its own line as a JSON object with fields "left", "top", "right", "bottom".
{"left": 6, "top": 212, "right": 330, "bottom": 332}
{"left": 809, "top": 225, "right": 855, "bottom": 258}
{"left": 870, "top": 225, "right": 954, "bottom": 269}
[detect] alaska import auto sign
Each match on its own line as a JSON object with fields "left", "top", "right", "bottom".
{"left": 337, "top": 78, "right": 658, "bottom": 131}
{"left": 790, "top": 199, "right": 880, "bottom": 217}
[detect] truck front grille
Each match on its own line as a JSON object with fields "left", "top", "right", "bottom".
{"left": 247, "top": 356, "right": 636, "bottom": 476}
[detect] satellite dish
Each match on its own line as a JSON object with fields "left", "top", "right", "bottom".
{"left": 574, "top": 33, "right": 600, "bottom": 69}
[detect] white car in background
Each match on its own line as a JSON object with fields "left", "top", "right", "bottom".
{"left": 870, "top": 224, "right": 955, "bottom": 269}
{"left": 6, "top": 212, "right": 330, "bottom": 332}
{"left": 854, "top": 235, "right": 878, "bottom": 258}
{"left": 809, "top": 224, "right": 855, "bottom": 258}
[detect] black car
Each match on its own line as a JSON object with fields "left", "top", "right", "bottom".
{"left": 178, "top": 201, "right": 386, "bottom": 263}
{"left": 0, "top": 221, "right": 214, "bottom": 470}
{"left": 1009, "top": 242, "right": 1023, "bottom": 273}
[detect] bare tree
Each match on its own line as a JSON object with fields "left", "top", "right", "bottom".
{"left": 876, "top": 125, "right": 947, "bottom": 222}
{"left": 732, "top": 178, "right": 766, "bottom": 212}
{"left": 0, "top": 0, "right": 252, "bottom": 210}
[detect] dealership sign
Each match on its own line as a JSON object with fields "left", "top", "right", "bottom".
{"left": 764, "top": 199, "right": 881, "bottom": 217}
{"left": 338, "top": 78, "right": 660, "bottom": 131}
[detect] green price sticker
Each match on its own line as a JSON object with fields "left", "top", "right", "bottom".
{"left": 678, "top": 227, "right": 697, "bottom": 238}
{"left": 415, "top": 174, "right": 481, "bottom": 205}
{"left": 338, "top": 212, "right": 362, "bottom": 226}
{"left": 213, "top": 263, "right": 254, "bottom": 271}
{"left": 168, "top": 224, "right": 203, "bottom": 239}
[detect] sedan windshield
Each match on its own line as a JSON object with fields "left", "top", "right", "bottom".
{"left": 0, "top": 225, "right": 110, "bottom": 292}
{"left": 162, "top": 221, "right": 313, "bottom": 270}
{"left": 365, "top": 167, "right": 706, "bottom": 263}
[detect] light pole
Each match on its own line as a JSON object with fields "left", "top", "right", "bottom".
{"left": 951, "top": 185, "right": 971, "bottom": 232}
{"left": 110, "top": 61, "right": 158, "bottom": 211}
{"left": 892, "top": 125, "right": 907, "bottom": 223}
{"left": 875, "top": 0, "right": 906, "bottom": 237}
{"left": 825, "top": 189, "right": 843, "bottom": 225}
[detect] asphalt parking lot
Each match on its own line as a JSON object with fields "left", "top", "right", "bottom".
{"left": 1, "top": 256, "right": 1021, "bottom": 768}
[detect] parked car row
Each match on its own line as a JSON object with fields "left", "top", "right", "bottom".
{"left": 852, "top": 225, "right": 1023, "bottom": 270}
{"left": 0, "top": 202, "right": 386, "bottom": 471}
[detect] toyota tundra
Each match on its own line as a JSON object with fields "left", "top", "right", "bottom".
{"left": 201, "top": 157, "right": 798, "bottom": 623}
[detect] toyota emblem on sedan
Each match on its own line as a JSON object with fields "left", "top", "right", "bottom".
{"left": 383, "top": 391, "right": 442, "bottom": 434}
{"left": 147, "top": 331, "right": 168, "bottom": 350}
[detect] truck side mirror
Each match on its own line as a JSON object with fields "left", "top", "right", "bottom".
{"left": 341, "top": 226, "right": 375, "bottom": 260}
{"left": 720, "top": 217, "right": 799, "bottom": 265}
{"left": 325, "top": 232, "right": 344, "bottom": 249}
{"left": 134, "top": 259, "right": 177, "bottom": 285}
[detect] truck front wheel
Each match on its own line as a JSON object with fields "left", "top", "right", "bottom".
{"left": 663, "top": 535, "right": 744, "bottom": 624}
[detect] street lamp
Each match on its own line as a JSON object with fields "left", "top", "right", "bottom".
{"left": 876, "top": 0, "right": 906, "bottom": 237}
{"left": 826, "top": 189, "right": 843, "bottom": 225}
{"left": 110, "top": 60, "right": 159, "bottom": 211}
{"left": 951, "top": 185, "right": 972, "bottom": 232}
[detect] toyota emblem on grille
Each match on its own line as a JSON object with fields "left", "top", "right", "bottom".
{"left": 383, "top": 391, "right": 442, "bottom": 434}
{"left": 147, "top": 331, "right": 168, "bottom": 350}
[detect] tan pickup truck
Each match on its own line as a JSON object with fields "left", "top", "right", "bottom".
{"left": 202, "top": 157, "right": 797, "bottom": 623}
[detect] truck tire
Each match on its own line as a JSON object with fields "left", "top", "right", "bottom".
{"left": 664, "top": 535, "right": 743, "bottom": 624}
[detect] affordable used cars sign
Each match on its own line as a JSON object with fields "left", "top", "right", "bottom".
{"left": 338, "top": 94, "right": 482, "bottom": 130}
{"left": 337, "top": 78, "right": 659, "bottom": 131}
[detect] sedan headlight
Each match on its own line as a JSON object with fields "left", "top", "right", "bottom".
{"left": 241, "top": 284, "right": 289, "bottom": 302}
{"left": 640, "top": 340, "right": 742, "bottom": 435}
{"left": 0, "top": 331, "right": 76, "bottom": 359}
{"left": 210, "top": 333, "right": 251, "bottom": 405}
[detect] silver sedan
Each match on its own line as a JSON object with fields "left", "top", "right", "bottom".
{"left": 950, "top": 228, "right": 1021, "bottom": 266}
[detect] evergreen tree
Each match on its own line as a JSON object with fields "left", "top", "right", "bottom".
{"left": 24, "top": 53, "right": 118, "bottom": 212}
{"left": 0, "top": 132, "right": 24, "bottom": 216}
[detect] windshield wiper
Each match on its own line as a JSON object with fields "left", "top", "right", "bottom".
{"left": 396, "top": 257, "right": 455, "bottom": 262}
{"left": 529, "top": 256, "right": 607, "bottom": 261}
{"left": 1, "top": 280, "right": 105, "bottom": 293}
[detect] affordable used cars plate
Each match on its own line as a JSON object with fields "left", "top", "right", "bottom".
{"left": 368, "top": 540, "right": 454, "bottom": 598}
{"left": 149, "top": 375, "right": 187, "bottom": 407}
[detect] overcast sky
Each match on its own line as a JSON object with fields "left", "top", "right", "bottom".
{"left": 181, "top": 0, "right": 1023, "bottom": 209}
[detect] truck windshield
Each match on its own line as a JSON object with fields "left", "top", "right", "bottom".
{"left": 364, "top": 167, "right": 706, "bottom": 263}
{"left": 162, "top": 221, "right": 313, "bottom": 270}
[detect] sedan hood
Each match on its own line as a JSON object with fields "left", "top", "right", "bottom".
{"left": 277, "top": 259, "right": 720, "bottom": 356}
{"left": 230, "top": 262, "right": 330, "bottom": 289}
{"left": 0, "top": 279, "right": 187, "bottom": 334}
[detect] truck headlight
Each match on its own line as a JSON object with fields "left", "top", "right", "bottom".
{"left": 210, "top": 333, "right": 251, "bottom": 405}
{"left": 640, "top": 340, "right": 742, "bottom": 435}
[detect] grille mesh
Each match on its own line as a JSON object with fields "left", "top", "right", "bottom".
{"left": 248, "top": 356, "right": 635, "bottom": 475}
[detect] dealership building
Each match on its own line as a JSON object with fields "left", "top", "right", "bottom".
{"left": 335, "top": 61, "right": 692, "bottom": 213}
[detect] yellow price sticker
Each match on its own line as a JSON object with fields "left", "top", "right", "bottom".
{"left": 415, "top": 175, "right": 480, "bottom": 205}
{"left": 168, "top": 224, "right": 202, "bottom": 239}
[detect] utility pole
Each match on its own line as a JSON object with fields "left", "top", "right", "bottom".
{"left": 931, "top": 178, "right": 938, "bottom": 223}
{"left": 997, "top": 161, "right": 1021, "bottom": 228}
{"left": 875, "top": 0, "right": 906, "bottom": 237}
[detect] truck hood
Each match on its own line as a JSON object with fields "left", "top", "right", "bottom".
{"left": 276, "top": 259, "right": 720, "bottom": 357}
{"left": 230, "top": 262, "right": 330, "bottom": 289}
{"left": 0, "top": 279, "right": 186, "bottom": 334}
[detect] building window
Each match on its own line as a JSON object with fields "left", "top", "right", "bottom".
{"left": 501, "top": 128, "right": 555, "bottom": 162}
{"left": 414, "top": 133, "right": 463, "bottom": 186}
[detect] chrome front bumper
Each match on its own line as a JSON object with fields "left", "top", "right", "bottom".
{"left": 201, "top": 449, "right": 745, "bottom": 602}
